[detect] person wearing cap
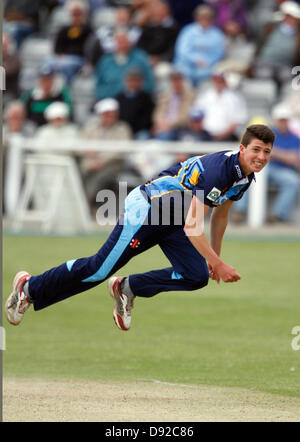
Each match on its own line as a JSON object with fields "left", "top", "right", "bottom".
{"left": 20, "top": 65, "right": 72, "bottom": 127}
{"left": 116, "top": 68, "right": 154, "bottom": 139}
{"left": 193, "top": 68, "right": 248, "bottom": 141}
{"left": 153, "top": 68, "right": 196, "bottom": 141}
{"left": 80, "top": 98, "right": 132, "bottom": 211}
{"left": 34, "top": 101, "right": 78, "bottom": 146}
{"left": 174, "top": 108, "right": 212, "bottom": 143}
{"left": 267, "top": 103, "right": 300, "bottom": 223}
{"left": 250, "top": 0, "right": 300, "bottom": 93}
{"left": 233, "top": 103, "right": 300, "bottom": 224}
{"left": 28, "top": 102, "right": 79, "bottom": 212}
{"left": 173, "top": 4, "right": 226, "bottom": 86}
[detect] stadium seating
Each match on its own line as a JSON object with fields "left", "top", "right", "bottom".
{"left": 19, "top": 37, "right": 53, "bottom": 90}
{"left": 45, "top": 5, "right": 71, "bottom": 38}
{"left": 71, "top": 73, "right": 96, "bottom": 125}
{"left": 91, "top": 7, "right": 116, "bottom": 30}
{"left": 239, "top": 77, "right": 277, "bottom": 119}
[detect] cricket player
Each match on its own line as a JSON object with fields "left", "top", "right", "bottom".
{"left": 5, "top": 124, "right": 275, "bottom": 331}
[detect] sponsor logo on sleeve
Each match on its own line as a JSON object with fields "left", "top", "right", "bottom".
{"left": 207, "top": 187, "right": 221, "bottom": 202}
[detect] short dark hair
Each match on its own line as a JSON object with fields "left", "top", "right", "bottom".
{"left": 240, "top": 124, "right": 275, "bottom": 147}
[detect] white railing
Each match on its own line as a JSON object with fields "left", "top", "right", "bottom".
{"left": 5, "top": 136, "right": 266, "bottom": 229}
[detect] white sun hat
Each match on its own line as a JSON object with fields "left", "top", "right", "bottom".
{"left": 271, "top": 103, "right": 292, "bottom": 120}
{"left": 280, "top": 1, "right": 300, "bottom": 19}
{"left": 95, "top": 98, "right": 119, "bottom": 114}
{"left": 44, "top": 102, "right": 70, "bottom": 120}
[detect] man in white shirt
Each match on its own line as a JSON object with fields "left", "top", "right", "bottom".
{"left": 193, "top": 70, "right": 248, "bottom": 141}
{"left": 35, "top": 102, "right": 78, "bottom": 144}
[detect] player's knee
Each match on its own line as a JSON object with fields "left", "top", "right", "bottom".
{"left": 185, "top": 268, "right": 209, "bottom": 290}
{"left": 192, "top": 275, "right": 209, "bottom": 290}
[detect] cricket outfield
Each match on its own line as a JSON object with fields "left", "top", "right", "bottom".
{"left": 2, "top": 234, "right": 300, "bottom": 422}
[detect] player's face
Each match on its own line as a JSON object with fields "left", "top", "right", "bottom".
{"left": 239, "top": 138, "right": 273, "bottom": 175}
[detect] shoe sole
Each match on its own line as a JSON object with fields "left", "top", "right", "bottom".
{"left": 108, "top": 276, "right": 130, "bottom": 331}
{"left": 5, "top": 271, "right": 31, "bottom": 326}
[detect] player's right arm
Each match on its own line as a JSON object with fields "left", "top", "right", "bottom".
{"left": 184, "top": 195, "right": 241, "bottom": 284}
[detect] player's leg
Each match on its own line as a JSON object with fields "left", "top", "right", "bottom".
{"left": 126, "top": 226, "right": 209, "bottom": 298}
{"left": 5, "top": 186, "right": 152, "bottom": 325}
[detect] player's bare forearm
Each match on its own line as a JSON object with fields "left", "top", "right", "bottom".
{"left": 184, "top": 197, "right": 240, "bottom": 283}
{"left": 184, "top": 196, "right": 221, "bottom": 266}
{"left": 210, "top": 199, "right": 233, "bottom": 256}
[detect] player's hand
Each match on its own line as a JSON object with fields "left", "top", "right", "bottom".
{"left": 209, "top": 262, "right": 241, "bottom": 284}
{"left": 208, "top": 263, "right": 218, "bottom": 281}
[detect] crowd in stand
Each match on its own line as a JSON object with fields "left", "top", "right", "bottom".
{"left": 2, "top": 0, "right": 300, "bottom": 224}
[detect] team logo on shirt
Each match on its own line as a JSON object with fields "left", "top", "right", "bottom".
{"left": 130, "top": 238, "right": 140, "bottom": 249}
{"left": 207, "top": 187, "right": 222, "bottom": 202}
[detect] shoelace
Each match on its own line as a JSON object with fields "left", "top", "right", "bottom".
{"left": 18, "top": 294, "right": 30, "bottom": 314}
{"left": 8, "top": 292, "right": 18, "bottom": 309}
{"left": 126, "top": 297, "right": 135, "bottom": 313}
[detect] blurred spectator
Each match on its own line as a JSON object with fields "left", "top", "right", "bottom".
{"left": 250, "top": 1, "right": 300, "bottom": 93}
{"left": 246, "top": 0, "right": 278, "bottom": 39}
{"left": 131, "top": 0, "right": 154, "bottom": 26}
{"left": 233, "top": 103, "right": 300, "bottom": 224}
{"left": 152, "top": 69, "right": 196, "bottom": 141}
{"left": 193, "top": 68, "right": 248, "bottom": 141}
{"left": 34, "top": 101, "right": 78, "bottom": 145}
{"left": 84, "top": 6, "right": 141, "bottom": 66}
{"left": 267, "top": 103, "right": 300, "bottom": 223}
{"left": 95, "top": 29, "right": 154, "bottom": 99}
{"left": 87, "top": 0, "right": 109, "bottom": 12}
{"left": 2, "top": 32, "right": 21, "bottom": 104}
{"left": 205, "top": 0, "right": 248, "bottom": 39}
{"left": 20, "top": 65, "right": 72, "bottom": 127}
{"left": 80, "top": 98, "right": 133, "bottom": 209}
{"left": 136, "top": 0, "right": 179, "bottom": 66}
{"left": 3, "top": 101, "right": 36, "bottom": 217}
{"left": 47, "top": 0, "right": 93, "bottom": 84}
{"left": 3, "top": 101, "right": 36, "bottom": 151}
{"left": 174, "top": 108, "right": 212, "bottom": 141}
{"left": 4, "top": 0, "right": 40, "bottom": 47}
{"left": 167, "top": 0, "right": 205, "bottom": 28}
{"left": 173, "top": 4, "right": 226, "bottom": 86}
{"left": 116, "top": 68, "right": 154, "bottom": 139}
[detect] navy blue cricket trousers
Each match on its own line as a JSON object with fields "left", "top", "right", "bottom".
{"left": 29, "top": 186, "right": 209, "bottom": 311}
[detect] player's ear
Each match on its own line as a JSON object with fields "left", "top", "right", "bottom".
{"left": 239, "top": 143, "right": 245, "bottom": 153}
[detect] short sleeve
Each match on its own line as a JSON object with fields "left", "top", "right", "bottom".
{"left": 192, "top": 170, "right": 227, "bottom": 207}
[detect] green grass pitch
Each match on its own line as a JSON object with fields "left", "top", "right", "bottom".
{"left": 2, "top": 234, "right": 300, "bottom": 398}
